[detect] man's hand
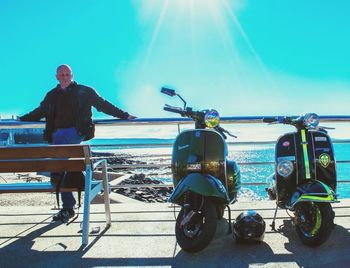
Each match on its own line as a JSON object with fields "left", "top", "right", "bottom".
{"left": 127, "top": 115, "right": 137, "bottom": 120}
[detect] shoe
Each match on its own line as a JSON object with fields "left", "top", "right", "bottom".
{"left": 52, "top": 208, "right": 75, "bottom": 223}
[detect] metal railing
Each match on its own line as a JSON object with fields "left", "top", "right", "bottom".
{"left": 1, "top": 115, "right": 350, "bottom": 128}
{"left": 92, "top": 146, "right": 350, "bottom": 188}
{"left": 1, "top": 116, "right": 350, "bottom": 189}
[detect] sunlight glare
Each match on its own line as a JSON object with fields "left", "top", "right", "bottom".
{"left": 143, "top": 0, "right": 169, "bottom": 72}
{"left": 138, "top": 0, "right": 271, "bottom": 90}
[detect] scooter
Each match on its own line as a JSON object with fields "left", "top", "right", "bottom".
{"left": 161, "top": 87, "right": 241, "bottom": 252}
{"left": 263, "top": 113, "right": 338, "bottom": 247}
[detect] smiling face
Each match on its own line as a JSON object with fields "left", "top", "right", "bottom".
{"left": 56, "top": 64, "right": 73, "bottom": 89}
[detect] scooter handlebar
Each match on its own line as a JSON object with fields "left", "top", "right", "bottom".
{"left": 163, "top": 105, "right": 184, "bottom": 116}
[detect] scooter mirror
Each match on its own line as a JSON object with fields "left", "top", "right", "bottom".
{"left": 161, "top": 87, "right": 176, "bottom": 97}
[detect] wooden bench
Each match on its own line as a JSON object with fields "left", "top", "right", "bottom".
{"left": 0, "top": 144, "right": 111, "bottom": 246}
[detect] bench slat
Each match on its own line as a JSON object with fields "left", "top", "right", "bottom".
{"left": 0, "top": 160, "right": 86, "bottom": 172}
{"left": 0, "top": 185, "right": 82, "bottom": 193}
{"left": 0, "top": 182, "right": 55, "bottom": 193}
{"left": 0, "top": 181, "right": 102, "bottom": 194}
{"left": 0, "top": 145, "right": 90, "bottom": 160}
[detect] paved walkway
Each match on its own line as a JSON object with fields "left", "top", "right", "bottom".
{"left": 0, "top": 200, "right": 349, "bottom": 267}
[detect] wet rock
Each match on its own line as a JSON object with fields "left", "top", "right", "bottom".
{"left": 114, "top": 173, "right": 173, "bottom": 203}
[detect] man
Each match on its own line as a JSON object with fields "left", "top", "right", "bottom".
{"left": 20, "top": 64, "right": 136, "bottom": 222}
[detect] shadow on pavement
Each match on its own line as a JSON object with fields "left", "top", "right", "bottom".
{"left": 1, "top": 208, "right": 350, "bottom": 267}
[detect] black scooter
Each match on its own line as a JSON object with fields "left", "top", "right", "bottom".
{"left": 264, "top": 113, "right": 338, "bottom": 247}
{"left": 161, "top": 87, "right": 241, "bottom": 252}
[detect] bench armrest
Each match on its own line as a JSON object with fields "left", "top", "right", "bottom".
{"left": 93, "top": 159, "right": 107, "bottom": 170}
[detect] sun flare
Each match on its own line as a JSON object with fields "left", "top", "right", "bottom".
{"left": 138, "top": 0, "right": 267, "bottom": 78}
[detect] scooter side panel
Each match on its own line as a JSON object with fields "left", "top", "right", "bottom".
{"left": 275, "top": 133, "right": 297, "bottom": 202}
{"left": 226, "top": 160, "right": 241, "bottom": 200}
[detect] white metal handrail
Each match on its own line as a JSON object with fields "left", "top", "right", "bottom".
{"left": 1, "top": 115, "right": 350, "bottom": 128}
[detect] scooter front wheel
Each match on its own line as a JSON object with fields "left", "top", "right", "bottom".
{"left": 175, "top": 198, "right": 217, "bottom": 253}
{"left": 294, "top": 202, "right": 334, "bottom": 247}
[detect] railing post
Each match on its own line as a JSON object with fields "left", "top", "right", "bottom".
{"left": 82, "top": 164, "right": 92, "bottom": 245}
{"left": 102, "top": 160, "right": 111, "bottom": 227}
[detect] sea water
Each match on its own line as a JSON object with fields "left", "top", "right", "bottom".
{"left": 88, "top": 138, "right": 350, "bottom": 200}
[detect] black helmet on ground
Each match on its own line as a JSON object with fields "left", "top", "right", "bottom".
{"left": 233, "top": 210, "right": 265, "bottom": 242}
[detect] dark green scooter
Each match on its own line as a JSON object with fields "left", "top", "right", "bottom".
{"left": 264, "top": 113, "right": 338, "bottom": 247}
{"left": 161, "top": 87, "right": 241, "bottom": 252}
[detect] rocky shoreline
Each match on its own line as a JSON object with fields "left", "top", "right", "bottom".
{"left": 0, "top": 151, "right": 173, "bottom": 206}
{"left": 113, "top": 173, "right": 173, "bottom": 203}
{"left": 93, "top": 151, "right": 173, "bottom": 203}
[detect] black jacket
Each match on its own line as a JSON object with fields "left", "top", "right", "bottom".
{"left": 20, "top": 82, "right": 130, "bottom": 142}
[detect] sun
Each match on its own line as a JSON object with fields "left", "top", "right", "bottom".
{"left": 140, "top": 0, "right": 240, "bottom": 63}
{"left": 136, "top": 0, "right": 267, "bottom": 79}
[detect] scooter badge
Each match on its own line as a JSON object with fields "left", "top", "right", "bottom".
{"left": 282, "top": 141, "right": 290, "bottom": 147}
{"left": 319, "top": 153, "right": 330, "bottom": 168}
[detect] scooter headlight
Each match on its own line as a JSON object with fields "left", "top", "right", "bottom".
{"left": 205, "top": 109, "right": 220, "bottom": 128}
{"left": 277, "top": 160, "right": 294, "bottom": 178}
{"left": 303, "top": 113, "right": 319, "bottom": 129}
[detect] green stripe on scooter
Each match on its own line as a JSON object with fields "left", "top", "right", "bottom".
{"left": 301, "top": 129, "right": 311, "bottom": 179}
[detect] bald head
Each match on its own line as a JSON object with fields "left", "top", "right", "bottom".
{"left": 56, "top": 64, "right": 72, "bottom": 74}
{"left": 56, "top": 64, "right": 73, "bottom": 89}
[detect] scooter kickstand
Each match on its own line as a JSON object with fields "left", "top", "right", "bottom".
{"left": 226, "top": 205, "right": 232, "bottom": 234}
{"left": 270, "top": 205, "right": 278, "bottom": 231}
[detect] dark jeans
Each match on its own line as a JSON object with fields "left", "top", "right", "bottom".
{"left": 52, "top": 127, "right": 84, "bottom": 209}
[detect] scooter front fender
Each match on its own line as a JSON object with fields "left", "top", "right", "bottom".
{"left": 288, "top": 180, "right": 338, "bottom": 209}
{"left": 168, "top": 173, "right": 229, "bottom": 203}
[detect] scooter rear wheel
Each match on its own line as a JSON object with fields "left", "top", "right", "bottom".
{"left": 175, "top": 198, "right": 217, "bottom": 253}
{"left": 294, "top": 202, "right": 334, "bottom": 247}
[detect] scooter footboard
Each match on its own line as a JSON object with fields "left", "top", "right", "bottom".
{"left": 168, "top": 173, "right": 229, "bottom": 204}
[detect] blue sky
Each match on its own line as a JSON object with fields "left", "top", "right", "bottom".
{"left": 1, "top": 0, "right": 349, "bottom": 120}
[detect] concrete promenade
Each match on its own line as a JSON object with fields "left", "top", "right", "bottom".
{"left": 0, "top": 199, "right": 349, "bottom": 268}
